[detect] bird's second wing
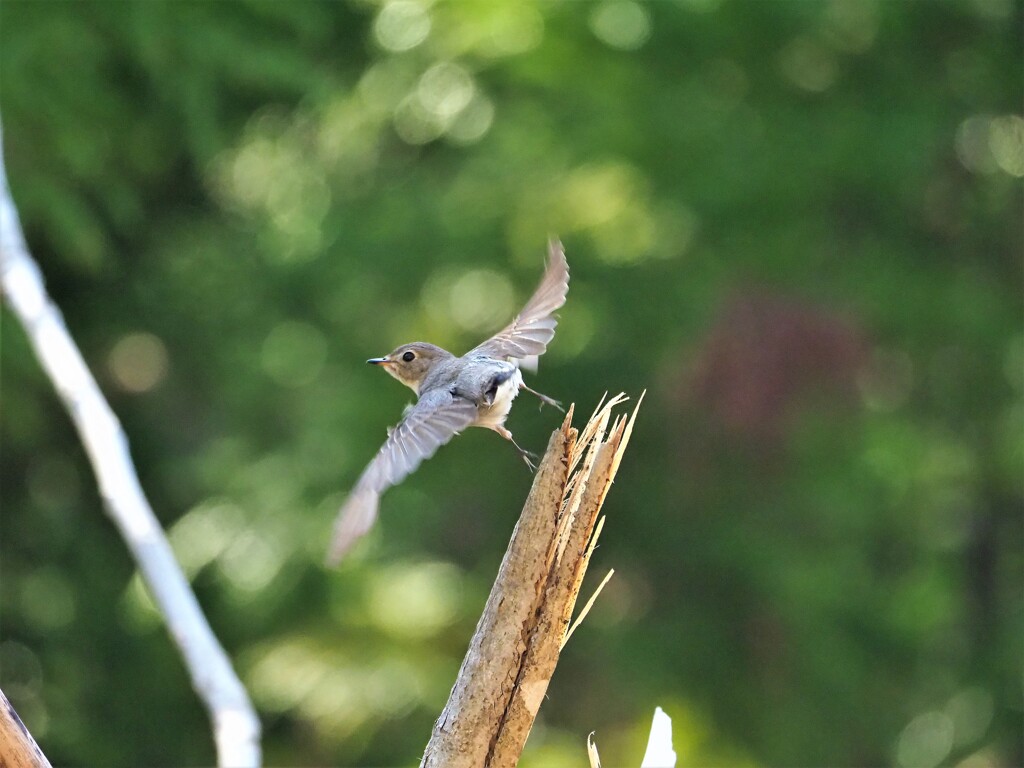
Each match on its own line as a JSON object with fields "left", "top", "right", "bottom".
{"left": 326, "top": 388, "right": 478, "bottom": 564}
{"left": 469, "top": 239, "right": 569, "bottom": 362}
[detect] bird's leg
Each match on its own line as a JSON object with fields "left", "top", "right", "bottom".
{"left": 520, "top": 382, "right": 564, "bottom": 412}
{"left": 491, "top": 425, "right": 537, "bottom": 472}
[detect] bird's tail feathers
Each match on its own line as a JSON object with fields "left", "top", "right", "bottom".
{"left": 519, "top": 354, "right": 540, "bottom": 373}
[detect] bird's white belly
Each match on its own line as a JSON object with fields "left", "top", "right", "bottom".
{"left": 475, "top": 368, "right": 522, "bottom": 428}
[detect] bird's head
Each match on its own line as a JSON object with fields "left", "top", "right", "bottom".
{"left": 367, "top": 342, "right": 452, "bottom": 394}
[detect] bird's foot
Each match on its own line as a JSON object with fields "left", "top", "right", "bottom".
{"left": 518, "top": 448, "right": 538, "bottom": 473}
{"left": 521, "top": 383, "right": 564, "bottom": 413}
{"left": 494, "top": 425, "right": 538, "bottom": 472}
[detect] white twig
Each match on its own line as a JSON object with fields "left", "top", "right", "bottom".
{"left": 0, "top": 122, "right": 261, "bottom": 767}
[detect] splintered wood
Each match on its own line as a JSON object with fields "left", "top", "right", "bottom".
{"left": 421, "top": 393, "right": 643, "bottom": 768}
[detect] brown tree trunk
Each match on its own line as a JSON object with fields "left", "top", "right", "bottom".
{"left": 421, "top": 394, "right": 641, "bottom": 768}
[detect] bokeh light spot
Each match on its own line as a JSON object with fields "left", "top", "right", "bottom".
{"left": 561, "top": 162, "right": 659, "bottom": 263}
{"left": 955, "top": 749, "right": 1003, "bottom": 768}
{"left": 0, "top": 641, "right": 43, "bottom": 695}
{"left": 955, "top": 115, "right": 998, "bottom": 174}
{"left": 261, "top": 321, "right": 328, "bottom": 388}
{"left": 563, "top": 162, "right": 640, "bottom": 229}
{"left": 778, "top": 37, "right": 838, "bottom": 92}
{"left": 487, "top": 5, "right": 544, "bottom": 56}
{"left": 418, "top": 62, "right": 475, "bottom": 120}
{"left": 988, "top": 114, "right": 1024, "bottom": 177}
{"left": 822, "top": 0, "right": 878, "bottom": 53}
{"left": 969, "top": 0, "right": 1012, "bottom": 19}
{"left": 590, "top": 1, "right": 652, "bottom": 51}
{"left": 108, "top": 332, "right": 169, "bottom": 393}
{"left": 655, "top": 202, "right": 699, "bottom": 259}
{"left": 214, "top": 118, "right": 331, "bottom": 263}
{"left": 896, "top": 711, "right": 954, "bottom": 768}
{"left": 449, "top": 269, "right": 514, "bottom": 333}
{"left": 446, "top": 93, "right": 495, "bottom": 145}
{"left": 318, "top": 97, "right": 380, "bottom": 174}
{"left": 228, "top": 136, "right": 277, "bottom": 208}
{"left": 367, "top": 561, "right": 462, "bottom": 639}
{"left": 946, "top": 687, "right": 994, "bottom": 747}
{"left": 219, "top": 530, "right": 283, "bottom": 594}
{"left": 120, "top": 573, "right": 161, "bottom": 632}
{"left": 19, "top": 568, "right": 76, "bottom": 631}
{"left": 421, "top": 266, "right": 515, "bottom": 335}
{"left": 394, "top": 93, "right": 446, "bottom": 145}
{"left": 248, "top": 639, "right": 341, "bottom": 716}
{"left": 549, "top": 298, "right": 595, "bottom": 360}
{"left": 358, "top": 58, "right": 417, "bottom": 114}
{"left": 374, "top": 1, "right": 431, "bottom": 53}
{"left": 169, "top": 499, "right": 246, "bottom": 576}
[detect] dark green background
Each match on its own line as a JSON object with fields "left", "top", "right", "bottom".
{"left": 1, "top": 1, "right": 1021, "bottom": 766}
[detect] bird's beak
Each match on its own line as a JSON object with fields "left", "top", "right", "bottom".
{"left": 367, "top": 357, "right": 391, "bottom": 365}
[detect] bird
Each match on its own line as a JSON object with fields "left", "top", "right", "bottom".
{"left": 327, "top": 239, "right": 569, "bottom": 565}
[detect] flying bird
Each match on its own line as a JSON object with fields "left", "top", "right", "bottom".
{"left": 327, "top": 240, "right": 570, "bottom": 565}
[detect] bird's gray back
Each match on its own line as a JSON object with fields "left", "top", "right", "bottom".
{"left": 420, "top": 354, "right": 516, "bottom": 405}
{"left": 454, "top": 355, "right": 517, "bottom": 402}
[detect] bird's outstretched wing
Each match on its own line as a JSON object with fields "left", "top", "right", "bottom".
{"left": 469, "top": 239, "right": 569, "bottom": 363}
{"left": 326, "top": 388, "right": 478, "bottom": 565}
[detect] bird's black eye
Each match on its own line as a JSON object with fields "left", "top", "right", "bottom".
{"left": 402, "top": 351, "right": 415, "bottom": 362}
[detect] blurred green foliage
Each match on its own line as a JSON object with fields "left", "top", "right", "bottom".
{"left": 1, "top": 1, "right": 1021, "bottom": 766}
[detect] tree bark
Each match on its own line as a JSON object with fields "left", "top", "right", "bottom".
{"left": 0, "top": 687, "right": 52, "bottom": 768}
{"left": 422, "top": 394, "right": 641, "bottom": 768}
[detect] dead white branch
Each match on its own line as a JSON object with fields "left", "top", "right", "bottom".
{"left": 0, "top": 122, "right": 261, "bottom": 768}
{"left": 421, "top": 393, "right": 642, "bottom": 768}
